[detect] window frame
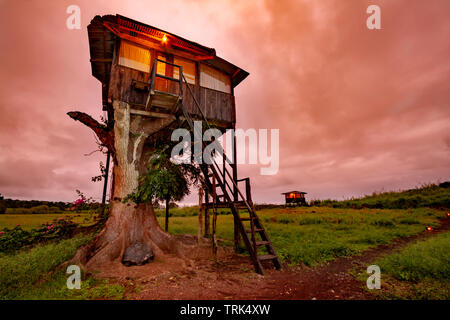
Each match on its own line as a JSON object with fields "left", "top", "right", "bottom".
{"left": 117, "top": 40, "right": 152, "bottom": 73}
{"left": 199, "top": 63, "right": 232, "bottom": 94}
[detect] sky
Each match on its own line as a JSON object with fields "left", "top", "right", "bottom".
{"left": 0, "top": 0, "right": 448, "bottom": 204}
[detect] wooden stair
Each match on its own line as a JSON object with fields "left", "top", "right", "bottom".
{"left": 198, "top": 164, "right": 282, "bottom": 275}
{"left": 146, "top": 59, "right": 282, "bottom": 275}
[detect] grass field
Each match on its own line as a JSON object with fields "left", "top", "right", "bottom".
{"left": 355, "top": 231, "right": 450, "bottom": 300}
{"left": 313, "top": 183, "right": 450, "bottom": 209}
{"left": 0, "top": 205, "right": 447, "bottom": 299}
{"left": 159, "top": 206, "right": 443, "bottom": 266}
{"left": 0, "top": 213, "right": 97, "bottom": 230}
{"left": 0, "top": 234, "right": 126, "bottom": 300}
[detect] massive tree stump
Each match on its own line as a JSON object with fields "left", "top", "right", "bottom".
{"left": 69, "top": 101, "right": 192, "bottom": 269}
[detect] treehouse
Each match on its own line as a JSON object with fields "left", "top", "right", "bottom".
{"left": 282, "top": 191, "right": 307, "bottom": 206}
{"left": 86, "top": 14, "right": 281, "bottom": 275}
{"left": 88, "top": 14, "right": 248, "bottom": 130}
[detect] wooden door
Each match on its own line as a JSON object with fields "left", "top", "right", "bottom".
{"left": 155, "top": 52, "right": 174, "bottom": 93}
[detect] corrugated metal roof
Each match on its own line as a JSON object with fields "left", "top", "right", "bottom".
{"left": 87, "top": 14, "right": 249, "bottom": 88}
{"left": 281, "top": 191, "right": 307, "bottom": 194}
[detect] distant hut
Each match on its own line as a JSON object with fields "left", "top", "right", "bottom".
{"left": 282, "top": 191, "right": 307, "bottom": 206}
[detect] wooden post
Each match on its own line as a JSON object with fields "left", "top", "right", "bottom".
{"left": 198, "top": 187, "right": 204, "bottom": 243}
{"left": 165, "top": 195, "right": 170, "bottom": 232}
{"left": 204, "top": 189, "right": 210, "bottom": 237}
{"left": 232, "top": 133, "right": 241, "bottom": 250}
{"left": 101, "top": 151, "right": 111, "bottom": 218}
{"left": 212, "top": 175, "right": 218, "bottom": 257}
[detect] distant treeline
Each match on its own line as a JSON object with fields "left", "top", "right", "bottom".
{"left": 0, "top": 198, "right": 103, "bottom": 214}
{"left": 311, "top": 182, "right": 450, "bottom": 210}
{"left": 1, "top": 199, "right": 70, "bottom": 210}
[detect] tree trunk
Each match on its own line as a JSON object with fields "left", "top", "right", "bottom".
{"left": 197, "top": 187, "right": 204, "bottom": 243}
{"left": 69, "top": 101, "right": 191, "bottom": 270}
{"left": 165, "top": 196, "right": 169, "bottom": 232}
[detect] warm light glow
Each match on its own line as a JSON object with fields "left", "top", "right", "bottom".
{"left": 162, "top": 34, "right": 168, "bottom": 44}
{"left": 446, "top": 213, "right": 450, "bottom": 218}
{"left": 426, "top": 226, "right": 433, "bottom": 231}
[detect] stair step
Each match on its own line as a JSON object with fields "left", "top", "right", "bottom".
{"left": 258, "top": 254, "right": 277, "bottom": 261}
{"left": 172, "top": 78, "right": 282, "bottom": 275}
{"left": 245, "top": 228, "right": 264, "bottom": 233}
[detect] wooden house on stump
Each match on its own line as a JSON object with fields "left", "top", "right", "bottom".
{"left": 87, "top": 14, "right": 281, "bottom": 275}
{"left": 282, "top": 191, "right": 307, "bottom": 206}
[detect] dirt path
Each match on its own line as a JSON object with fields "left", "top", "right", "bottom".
{"left": 120, "top": 218, "right": 450, "bottom": 300}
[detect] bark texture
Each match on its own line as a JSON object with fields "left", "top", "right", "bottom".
{"left": 69, "top": 101, "right": 192, "bottom": 269}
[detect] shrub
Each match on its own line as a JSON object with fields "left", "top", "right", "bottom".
{"left": 0, "top": 235, "right": 92, "bottom": 299}
{"left": 0, "top": 201, "right": 6, "bottom": 214}
{"left": 398, "top": 217, "right": 419, "bottom": 225}
{"left": 277, "top": 217, "right": 293, "bottom": 224}
{"left": 298, "top": 217, "right": 325, "bottom": 225}
{"left": 370, "top": 219, "right": 395, "bottom": 228}
{"left": 376, "top": 231, "right": 450, "bottom": 282}
{"left": 0, "top": 217, "right": 78, "bottom": 253}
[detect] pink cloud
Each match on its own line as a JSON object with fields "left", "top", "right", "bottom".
{"left": 0, "top": 0, "right": 448, "bottom": 204}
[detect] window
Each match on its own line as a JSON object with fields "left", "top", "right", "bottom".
{"left": 156, "top": 54, "right": 166, "bottom": 76}
{"left": 173, "top": 57, "right": 196, "bottom": 84}
{"left": 118, "top": 41, "right": 151, "bottom": 73}
{"left": 200, "top": 64, "right": 231, "bottom": 93}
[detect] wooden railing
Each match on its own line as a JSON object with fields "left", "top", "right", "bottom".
{"left": 146, "top": 58, "right": 184, "bottom": 108}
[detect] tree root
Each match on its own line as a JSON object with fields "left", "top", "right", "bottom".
{"left": 70, "top": 202, "right": 199, "bottom": 273}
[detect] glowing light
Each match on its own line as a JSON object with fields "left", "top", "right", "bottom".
{"left": 162, "top": 34, "right": 168, "bottom": 44}
{"left": 426, "top": 226, "right": 433, "bottom": 231}
{"left": 446, "top": 213, "right": 450, "bottom": 218}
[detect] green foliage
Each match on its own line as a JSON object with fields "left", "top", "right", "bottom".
{"left": 91, "top": 161, "right": 107, "bottom": 182}
{"left": 154, "top": 206, "right": 231, "bottom": 217}
{"left": 13, "top": 273, "right": 126, "bottom": 300}
{"left": 5, "top": 205, "right": 64, "bottom": 215}
{"left": 0, "top": 235, "right": 92, "bottom": 299}
{"left": 363, "top": 231, "right": 450, "bottom": 300}
{"left": 0, "top": 213, "right": 96, "bottom": 230}
{"left": 311, "top": 183, "right": 450, "bottom": 209}
{"left": 0, "top": 217, "right": 78, "bottom": 253}
{"left": 376, "top": 231, "right": 450, "bottom": 282}
{"left": 0, "top": 234, "right": 125, "bottom": 300}
{"left": 127, "top": 146, "right": 202, "bottom": 204}
{"left": 158, "top": 206, "right": 443, "bottom": 266}
{"left": 1, "top": 198, "right": 70, "bottom": 210}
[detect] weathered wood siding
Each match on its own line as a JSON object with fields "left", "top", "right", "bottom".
{"left": 108, "top": 64, "right": 235, "bottom": 124}
{"left": 182, "top": 84, "right": 234, "bottom": 123}
{"left": 108, "top": 64, "right": 150, "bottom": 106}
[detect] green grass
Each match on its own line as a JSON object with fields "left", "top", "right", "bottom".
{"left": 377, "top": 231, "right": 450, "bottom": 282}
{"left": 161, "top": 206, "right": 444, "bottom": 266}
{"left": 0, "top": 235, "right": 89, "bottom": 299}
{"left": 0, "top": 213, "right": 96, "bottom": 230}
{"left": 312, "top": 183, "right": 450, "bottom": 209}
{"left": 0, "top": 234, "right": 125, "bottom": 300}
{"left": 362, "top": 231, "right": 450, "bottom": 300}
{"left": 1, "top": 205, "right": 445, "bottom": 299}
{"left": 155, "top": 206, "right": 231, "bottom": 217}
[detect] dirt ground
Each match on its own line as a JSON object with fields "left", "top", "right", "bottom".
{"left": 93, "top": 218, "right": 449, "bottom": 300}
